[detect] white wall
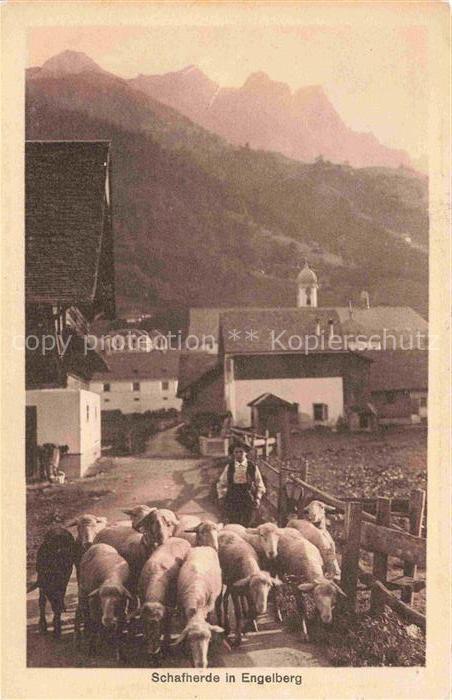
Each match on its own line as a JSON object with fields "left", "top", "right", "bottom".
{"left": 79, "top": 389, "right": 102, "bottom": 473}
{"left": 90, "top": 379, "right": 182, "bottom": 413}
{"left": 26, "top": 388, "right": 101, "bottom": 477}
{"left": 232, "top": 376, "right": 344, "bottom": 427}
{"left": 26, "top": 389, "right": 81, "bottom": 452}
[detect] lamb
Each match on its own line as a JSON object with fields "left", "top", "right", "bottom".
{"left": 66, "top": 513, "right": 108, "bottom": 578}
{"left": 218, "top": 530, "right": 280, "bottom": 644}
{"left": 137, "top": 537, "right": 191, "bottom": 655}
{"left": 182, "top": 520, "right": 223, "bottom": 551}
{"left": 75, "top": 543, "right": 138, "bottom": 659}
{"left": 286, "top": 518, "right": 341, "bottom": 579}
{"left": 173, "top": 546, "right": 223, "bottom": 668}
{"left": 276, "top": 532, "right": 345, "bottom": 637}
{"left": 27, "top": 526, "right": 76, "bottom": 638}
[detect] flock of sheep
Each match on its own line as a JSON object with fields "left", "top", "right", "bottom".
{"left": 28, "top": 501, "right": 344, "bottom": 668}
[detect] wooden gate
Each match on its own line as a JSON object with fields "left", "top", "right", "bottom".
{"left": 26, "top": 405, "right": 39, "bottom": 482}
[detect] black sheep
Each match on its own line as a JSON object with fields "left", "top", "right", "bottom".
{"left": 27, "top": 526, "right": 76, "bottom": 637}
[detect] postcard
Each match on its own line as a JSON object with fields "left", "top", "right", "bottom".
{"left": 1, "top": 1, "right": 450, "bottom": 698}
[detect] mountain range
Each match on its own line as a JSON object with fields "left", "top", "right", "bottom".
{"left": 130, "top": 67, "right": 412, "bottom": 170}
{"left": 26, "top": 51, "right": 429, "bottom": 317}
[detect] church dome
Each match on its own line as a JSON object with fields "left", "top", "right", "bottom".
{"left": 297, "top": 262, "right": 318, "bottom": 285}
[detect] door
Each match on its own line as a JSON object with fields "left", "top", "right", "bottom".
{"left": 26, "top": 406, "right": 38, "bottom": 481}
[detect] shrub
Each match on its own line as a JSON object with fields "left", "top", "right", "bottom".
{"left": 335, "top": 415, "right": 349, "bottom": 433}
{"left": 311, "top": 607, "right": 425, "bottom": 667}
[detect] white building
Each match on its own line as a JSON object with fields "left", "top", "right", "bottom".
{"left": 90, "top": 349, "right": 182, "bottom": 413}
{"left": 26, "top": 388, "right": 101, "bottom": 476}
{"left": 181, "top": 262, "right": 428, "bottom": 429}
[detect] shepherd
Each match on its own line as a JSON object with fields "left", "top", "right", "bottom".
{"left": 216, "top": 445, "right": 266, "bottom": 527}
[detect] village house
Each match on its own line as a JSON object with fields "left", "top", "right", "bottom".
{"left": 25, "top": 140, "right": 116, "bottom": 479}
{"left": 89, "top": 334, "right": 182, "bottom": 413}
{"left": 178, "top": 263, "right": 428, "bottom": 430}
{"left": 368, "top": 349, "right": 428, "bottom": 426}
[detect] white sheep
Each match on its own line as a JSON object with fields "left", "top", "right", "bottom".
{"left": 132, "top": 507, "right": 199, "bottom": 547}
{"left": 286, "top": 518, "right": 341, "bottom": 579}
{"left": 302, "top": 500, "right": 336, "bottom": 529}
{"left": 277, "top": 532, "right": 346, "bottom": 639}
{"left": 66, "top": 513, "right": 108, "bottom": 579}
{"left": 174, "top": 546, "right": 223, "bottom": 668}
{"left": 75, "top": 543, "right": 138, "bottom": 660}
{"left": 137, "top": 537, "right": 191, "bottom": 656}
{"left": 218, "top": 530, "right": 281, "bottom": 644}
{"left": 224, "top": 522, "right": 281, "bottom": 564}
{"left": 182, "top": 520, "right": 223, "bottom": 551}
{"left": 93, "top": 524, "right": 154, "bottom": 589}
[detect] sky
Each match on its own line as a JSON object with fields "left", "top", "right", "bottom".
{"left": 28, "top": 24, "right": 428, "bottom": 161}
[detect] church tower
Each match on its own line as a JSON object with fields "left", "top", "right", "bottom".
{"left": 297, "top": 262, "right": 318, "bottom": 307}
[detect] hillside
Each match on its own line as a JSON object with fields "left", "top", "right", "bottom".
{"left": 26, "top": 53, "right": 429, "bottom": 317}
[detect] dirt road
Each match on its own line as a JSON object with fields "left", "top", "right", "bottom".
{"left": 27, "top": 429, "right": 328, "bottom": 668}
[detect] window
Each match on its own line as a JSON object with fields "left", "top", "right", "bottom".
{"left": 103, "top": 383, "right": 111, "bottom": 392}
{"left": 86, "top": 404, "right": 90, "bottom": 422}
{"left": 134, "top": 398, "right": 140, "bottom": 402}
{"left": 104, "top": 398, "right": 110, "bottom": 403}
{"left": 163, "top": 397, "right": 168, "bottom": 401}
{"left": 161, "top": 380, "right": 169, "bottom": 391}
{"left": 95, "top": 406, "right": 98, "bottom": 420}
{"left": 132, "top": 382, "right": 140, "bottom": 392}
{"left": 313, "top": 403, "right": 328, "bottom": 421}
{"left": 420, "top": 396, "right": 427, "bottom": 407}
{"left": 385, "top": 391, "right": 396, "bottom": 404}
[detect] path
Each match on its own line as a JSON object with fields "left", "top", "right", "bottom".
{"left": 144, "top": 423, "right": 193, "bottom": 458}
{"left": 27, "top": 428, "right": 328, "bottom": 668}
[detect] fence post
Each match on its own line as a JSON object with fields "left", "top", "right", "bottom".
{"left": 277, "top": 466, "right": 288, "bottom": 527}
{"left": 340, "top": 502, "right": 362, "bottom": 612}
{"left": 280, "top": 411, "right": 291, "bottom": 458}
{"left": 276, "top": 432, "right": 283, "bottom": 459}
{"left": 370, "top": 497, "right": 391, "bottom": 614}
{"left": 299, "top": 458, "right": 308, "bottom": 482}
{"left": 401, "top": 489, "right": 426, "bottom": 604}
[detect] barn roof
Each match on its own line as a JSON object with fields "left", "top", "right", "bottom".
{"left": 336, "top": 306, "right": 428, "bottom": 336}
{"left": 91, "top": 349, "right": 181, "bottom": 381}
{"left": 26, "top": 140, "right": 112, "bottom": 307}
{"left": 368, "top": 350, "right": 428, "bottom": 391}
{"left": 188, "top": 307, "right": 243, "bottom": 341}
{"left": 247, "top": 393, "right": 297, "bottom": 408}
{"left": 220, "top": 308, "right": 345, "bottom": 354}
{"left": 189, "top": 305, "right": 428, "bottom": 347}
{"left": 177, "top": 352, "right": 221, "bottom": 394}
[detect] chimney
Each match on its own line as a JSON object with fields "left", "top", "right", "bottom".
{"left": 360, "top": 291, "right": 370, "bottom": 309}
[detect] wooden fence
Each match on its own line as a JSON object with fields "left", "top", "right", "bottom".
{"left": 257, "top": 455, "right": 426, "bottom": 629}
{"left": 230, "top": 427, "right": 278, "bottom": 457}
